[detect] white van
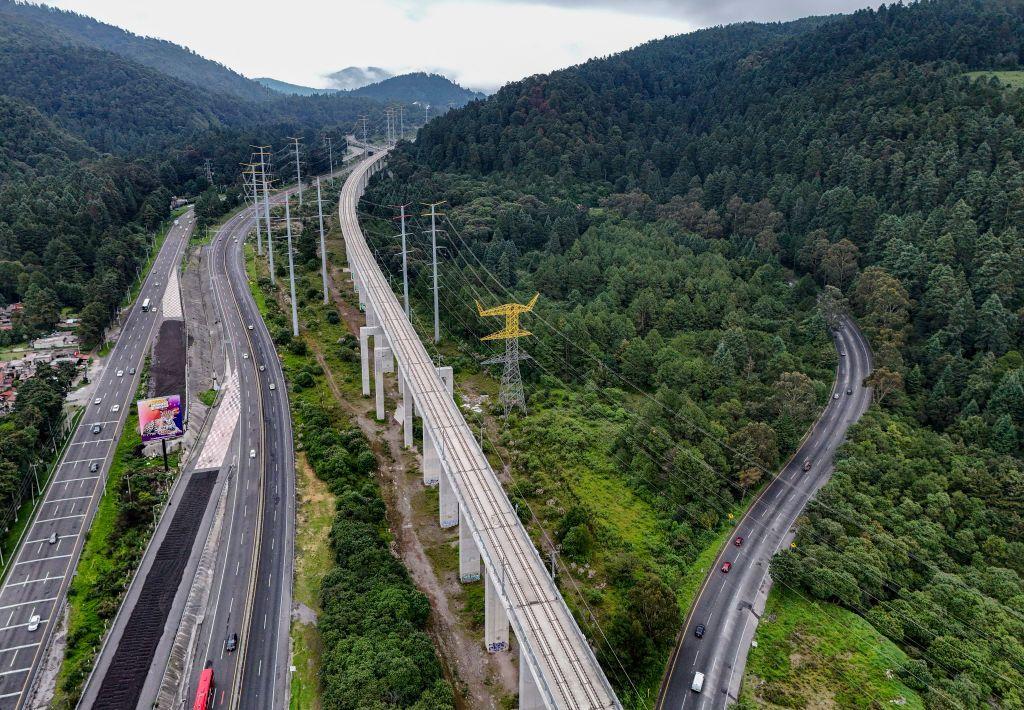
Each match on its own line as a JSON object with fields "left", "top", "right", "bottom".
{"left": 691, "top": 671, "right": 705, "bottom": 693}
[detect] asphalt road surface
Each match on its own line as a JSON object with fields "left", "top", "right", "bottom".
{"left": 0, "top": 211, "right": 194, "bottom": 710}
{"left": 658, "top": 316, "right": 873, "bottom": 709}
{"left": 184, "top": 190, "right": 297, "bottom": 710}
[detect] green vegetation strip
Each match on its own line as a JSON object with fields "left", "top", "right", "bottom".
{"left": 739, "top": 588, "right": 924, "bottom": 709}
{"left": 244, "top": 233, "right": 455, "bottom": 709}
{"left": 51, "top": 360, "right": 176, "bottom": 709}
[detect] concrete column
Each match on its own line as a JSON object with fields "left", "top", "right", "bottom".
{"left": 519, "top": 657, "right": 545, "bottom": 710}
{"left": 485, "top": 568, "right": 510, "bottom": 653}
{"left": 439, "top": 467, "right": 458, "bottom": 528}
{"left": 400, "top": 372, "right": 413, "bottom": 448}
{"left": 374, "top": 343, "right": 391, "bottom": 421}
{"left": 359, "top": 326, "right": 381, "bottom": 397}
{"left": 436, "top": 365, "right": 453, "bottom": 397}
{"left": 366, "top": 302, "right": 378, "bottom": 327}
{"left": 423, "top": 426, "right": 440, "bottom": 486}
{"left": 459, "top": 513, "right": 480, "bottom": 582}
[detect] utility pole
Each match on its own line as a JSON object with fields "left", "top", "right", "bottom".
{"left": 398, "top": 204, "right": 410, "bottom": 316}
{"left": 360, "top": 115, "right": 368, "bottom": 144}
{"left": 204, "top": 158, "right": 214, "bottom": 184}
{"left": 422, "top": 201, "right": 446, "bottom": 343}
{"left": 325, "top": 136, "right": 334, "bottom": 175}
{"left": 425, "top": 103, "right": 430, "bottom": 126}
{"left": 384, "top": 108, "right": 393, "bottom": 146}
{"left": 290, "top": 136, "right": 303, "bottom": 207}
{"left": 398, "top": 105, "right": 405, "bottom": 140}
{"left": 317, "top": 177, "right": 328, "bottom": 305}
{"left": 285, "top": 199, "right": 299, "bottom": 336}
{"left": 246, "top": 164, "right": 263, "bottom": 256}
{"left": 257, "top": 146, "right": 276, "bottom": 284}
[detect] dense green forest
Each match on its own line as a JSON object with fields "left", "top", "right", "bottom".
{"left": 350, "top": 72, "right": 485, "bottom": 107}
{"left": 0, "top": 2, "right": 390, "bottom": 345}
{"left": 0, "top": 361, "right": 75, "bottom": 517}
{"left": 366, "top": 0, "right": 1024, "bottom": 705}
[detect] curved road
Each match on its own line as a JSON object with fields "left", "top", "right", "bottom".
{"left": 0, "top": 211, "right": 193, "bottom": 709}
{"left": 658, "top": 316, "right": 872, "bottom": 709}
{"left": 184, "top": 194, "right": 295, "bottom": 710}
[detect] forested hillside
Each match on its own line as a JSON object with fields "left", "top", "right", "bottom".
{"left": 0, "top": 5, "right": 386, "bottom": 338}
{"left": 350, "top": 72, "right": 485, "bottom": 107}
{"left": 369, "top": 1, "right": 1024, "bottom": 706}
{"left": 0, "top": 1, "right": 272, "bottom": 102}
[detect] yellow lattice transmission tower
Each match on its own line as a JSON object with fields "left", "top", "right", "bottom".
{"left": 477, "top": 293, "right": 539, "bottom": 417}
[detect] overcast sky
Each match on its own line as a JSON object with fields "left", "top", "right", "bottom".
{"left": 42, "top": 0, "right": 874, "bottom": 91}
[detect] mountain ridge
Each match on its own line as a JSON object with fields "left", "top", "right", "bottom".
{"left": 0, "top": 0, "right": 272, "bottom": 102}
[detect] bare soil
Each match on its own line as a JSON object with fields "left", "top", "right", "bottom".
{"left": 318, "top": 263, "right": 518, "bottom": 708}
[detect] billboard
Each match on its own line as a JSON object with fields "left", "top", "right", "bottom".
{"left": 137, "top": 395, "right": 184, "bottom": 442}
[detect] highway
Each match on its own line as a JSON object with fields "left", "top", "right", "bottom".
{"left": 183, "top": 189, "right": 295, "bottom": 710}
{"left": 0, "top": 211, "right": 193, "bottom": 710}
{"left": 341, "top": 151, "right": 620, "bottom": 709}
{"left": 657, "top": 316, "right": 873, "bottom": 709}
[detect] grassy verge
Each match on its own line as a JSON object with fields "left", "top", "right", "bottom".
{"left": 51, "top": 358, "right": 177, "bottom": 709}
{"left": 289, "top": 452, "right": 335, "bottom": 710}
{"left": 197, "top": 388, "right": 217, "bottom": 407}
{"left": 966, "top": 69, "right": 1024, "bottom": 89}
{"left": 739, "top": 587, "right": 925, "bottom": 708}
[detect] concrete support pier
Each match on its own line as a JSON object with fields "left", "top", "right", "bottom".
{"left": 439, "top": 467, "right": 458, "bottom": 528}
{"left": 423, "top": 427, "right": 441, "bottom": 486}
{"left": 459, "top": 514, "right": 480, "bottom": 582}
{"left": 359, "top": 325, "right": 381, "bottom": 396}
{"left": 436, "top": 365, "right": 453, "bottom": 396}
{"left": 485, "top": 569, "right": 509, "bottom": 653}
{"left": 373, "top": 343, "right": 391, "bottom": 421}
{"left": 519, "top": 658, "right": 545, "bottom": 710}
{"left": 399, "top": 372, "right": 413, "bottom": 448}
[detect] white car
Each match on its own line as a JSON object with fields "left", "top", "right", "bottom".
{"left": 258, "top": 365, "right": 265, "bottom": 372}
{"left": 27, "top": 615, "right": 40, "bottom": 632}
{"left": 248, "top": 324, "right": 254, "bottom": 331}
{"left": 93, "top": 397, "right": 102, "bottom": 406}
{"left": 269, "top": 383, "right": 276, "bottom": 391}
{"left": 116, "top": 370, "right": 124, "bottom": 377}
{"left": 249, "top": 449, "right": 256, "bottom": 458}
{"left": 242, "top": 353, "right": 249, "bottom": 360}
{"left": 111, "top": 404, "right": 120, "bottom": 413}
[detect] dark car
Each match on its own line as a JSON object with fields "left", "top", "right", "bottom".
{"left": 694, "top": 624, "right": 706, "bottom": 638}
{"left": 91, "top": 423, "right": 102, "bottom": 434}
{"left": 721, "top": 561, "right": 732, "bottom": 573}
{"left": 89, "top": 461, "right": 99, "bottom": 472}
{"left": 846, "top": 387, "right": 853, "bottom": 395}
{"left": 734, "top": 536, "right": 744, "bottom": 547}
{"left": 225, "top": 632, "right": 238, "bottom": 653}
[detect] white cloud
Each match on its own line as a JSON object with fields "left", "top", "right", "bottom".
{"left": 42, "top": 0, "right": 691, "bottom": 91}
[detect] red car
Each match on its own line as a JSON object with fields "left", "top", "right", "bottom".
{"left": 734, "top": 536, "right": 744, "bottom": 547}
{"left": 721, "top": 561, "right": 732, "bottom": 573}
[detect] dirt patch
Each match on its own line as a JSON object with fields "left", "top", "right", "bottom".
{"left": 314, "top": 264, "right": 518, "bottom": 708}
{"left": 150, "top": 319, "right": 186, "bottom": 400}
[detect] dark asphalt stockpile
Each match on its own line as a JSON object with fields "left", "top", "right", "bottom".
{"left": 93, "top": 469, "right": 218, "bottom": 709}
{"left": 151, "top": 319, "right": 186, "bottom": 401}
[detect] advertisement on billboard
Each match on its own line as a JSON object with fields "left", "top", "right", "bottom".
{"left": 137, "top": 395, "right": 184, "bottom": 442}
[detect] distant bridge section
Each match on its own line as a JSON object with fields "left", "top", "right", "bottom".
{"left": 339, "top": 151, "right": 621, "bottom": 710}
